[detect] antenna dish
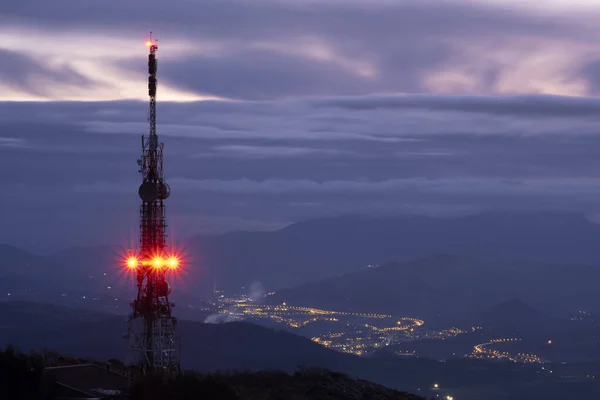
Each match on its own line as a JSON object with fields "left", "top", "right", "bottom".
{"left": 157, "top": 279, "right": 172, "bottom": 297}
{"left": 158, "top": 183, "right": 171, "bottom": 200}
{"left": 138, "top": 181, "right": 158, "bottom": 201}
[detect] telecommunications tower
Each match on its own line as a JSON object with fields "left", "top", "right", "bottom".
{"left": 125, "top": 33, "right": 180, "bottom": 375}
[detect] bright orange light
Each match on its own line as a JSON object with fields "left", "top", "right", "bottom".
{"left": 126, "top": 257, "right": 138, "bottom": 269}
{"left": 145, "top": 41, "right": 152, "bottom": 47}
{"left": 167, "top": 257, "right": 179, "bottom": 270}
{"left": 152, "top": 257, "right": 164, "bottom": 269}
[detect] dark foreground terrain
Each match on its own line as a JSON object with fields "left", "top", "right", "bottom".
{"left": 129, "top": 369, "right": 425, "bottom": 400}
{"left": 0, "top": 346, "right": 423, "bottom": 400}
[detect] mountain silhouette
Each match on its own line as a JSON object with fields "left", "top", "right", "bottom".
{"left": 268, "top": 254, "right": 600, "bottom": 326}
{"left": 477, "top": 298, "right": 550, "bottom": 330}
{"left": 7, "top": 211, "right": 600, "bottom": 302}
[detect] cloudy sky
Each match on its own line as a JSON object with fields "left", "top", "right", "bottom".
{"left": 3, "top": 0, "right": 600, "bottom": 252}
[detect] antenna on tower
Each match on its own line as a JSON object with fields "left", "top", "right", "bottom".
{"left": 125, "top": 33, "right": 180, "bottom": 377}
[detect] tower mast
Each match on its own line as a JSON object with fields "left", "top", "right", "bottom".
{"left": 126, "top": 33, "right": 180, "bottom": 375}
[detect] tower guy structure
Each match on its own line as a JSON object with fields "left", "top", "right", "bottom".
{"left": 125, "top": 34, "right": 180, "bottom": 375}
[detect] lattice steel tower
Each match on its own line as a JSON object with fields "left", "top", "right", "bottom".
{"left": 125, "top": 33, "right": 180, "bottom": 375}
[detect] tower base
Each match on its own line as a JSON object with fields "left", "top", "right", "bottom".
{"left": 126, "top": 313, "right": 180, "bottom": 375}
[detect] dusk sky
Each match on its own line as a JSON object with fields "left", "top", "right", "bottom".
{"left": 3, "top": 0, "right": 600, "bottom": 252}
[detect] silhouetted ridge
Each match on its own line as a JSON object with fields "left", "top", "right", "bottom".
{"left": 269, "top": 254, "right": 600, "bottom": 326}
{"left": 12, "top": 211, "right": 600, "bottom": 298}
{"left": 0, "top": 344, "right": 425, "bottom": 400}
{"left": 130, "top": 368, "right": 425, "bottom": 400}
{"left": 478, "top": 298, "right": 547, "bottom": 330}
{"left": 0, "top": 244, "right": 53, "bottom": 276}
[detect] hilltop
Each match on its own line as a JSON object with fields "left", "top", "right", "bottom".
{"left": 129, "top": 368, "right": 425, "bottom": 400}
{"left": 0, "top": 344, "right": 424, "bottom": 400}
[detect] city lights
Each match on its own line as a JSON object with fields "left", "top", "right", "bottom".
{"left": 470, "top": 338, "right": 545, "bottom": 364}
{"left": 202, "top": 293, "right": 484, "bottom": 357}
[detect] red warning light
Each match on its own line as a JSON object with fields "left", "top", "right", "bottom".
{"left": 152, "top": 256, "right": 164, "bottom": 269}
{"left": 167, "top": 256, "right": 179, "bottom": 270}
{"left": 126, "top": 256, "right": 138, "bottom": 270}
{"left": 146, "top": 41, "right": 152, "bottom": 47}
{"left": 117, "top": 243, "right": 188, "bottom": 281}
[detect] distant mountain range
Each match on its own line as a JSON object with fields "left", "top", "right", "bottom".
{"left": 267, "top": 254, "right": 600, "bottom": 326}
{"left": 27, "top": 211, "right": 600, "bottom": 296}
{"left": 2, "top": 212, "right": 600, "bottom": 316}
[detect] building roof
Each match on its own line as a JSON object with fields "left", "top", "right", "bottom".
{"left": 45, "top": 364, "right": 130, "bottom": 399}
{"left": 52, "top": 381, "right": 101, "bottom": 400}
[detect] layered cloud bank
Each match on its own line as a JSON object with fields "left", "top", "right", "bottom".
{"left": 2, "top": 94, "right": 600, "bottom": 250}
{"left": 3, "top": 0, "right": 600, "bottom": 250}
{"left": 2, "top": 0, "right": 600, "bottom": 100}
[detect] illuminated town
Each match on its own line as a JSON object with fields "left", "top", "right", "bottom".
{"left": 204, "top": 291, "right": 485, "bottom": 356}
{"left": 469, "top": 338, "right": 545, "bottom": 364}
{"left": 203, "top": 292, "right": 555, "bottom": 367}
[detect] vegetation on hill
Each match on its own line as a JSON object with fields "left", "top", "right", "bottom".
{"left": 0, "top": 346, "right": 424, "bottom": 400}
{"left": 0, "top": 346, "right": 46, "bottom": 399}
{"left": 129, "top": 367, "right": 425, "bottom": 400}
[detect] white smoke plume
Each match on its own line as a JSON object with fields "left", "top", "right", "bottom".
{"left": 248, "top": 281, "right": 265, "bottom": 302}
{"left": 204, "top": 313, "right": 238, "bottom": 324}
{"left": 203, "top": 281, "right": 266, "bottom": 324}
